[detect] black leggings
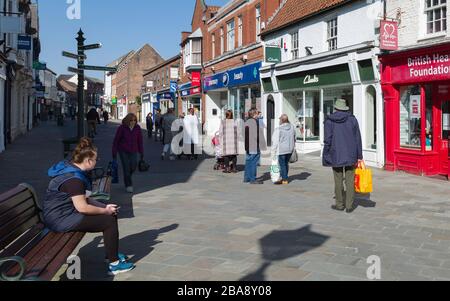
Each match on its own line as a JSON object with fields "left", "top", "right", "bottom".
{"left": 72, "top": 200, "right": 119, "bottom": 262}
{"left": 224, "top": 155, "right": 237, "bottom": 168}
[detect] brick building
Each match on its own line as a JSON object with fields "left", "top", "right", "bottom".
{"left": 200, "top": 0, "right": 282, "bottom": 136}
{"left": 115, "top": 44, "right": 164, "bottom": 120}
{"left": 142, "top": 54, "right": 180, "bottom": 121}
{"left": 178, "top": 0, "right": 221, "bottom": 125}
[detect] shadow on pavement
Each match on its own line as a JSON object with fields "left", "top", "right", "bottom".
{"left": 60, "top": 223, "right": 179, "bottom": 281}
{"left": 240, "top": 225, "right": 329, "bottom": 281}
{"left": 355, "top": 194, "right": 376, "bottom": 208}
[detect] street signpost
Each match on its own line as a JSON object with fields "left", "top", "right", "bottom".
{"left": 62, "top": 51, "right": 87, "bottom": 60}
{"left": 79, "top": 65, "right": 117, "bottom": 72}
{"left": 62, "top": 29, "right": 110, "bottom": 139}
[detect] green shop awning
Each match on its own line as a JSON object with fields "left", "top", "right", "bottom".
{"left": 277, "top": 64, "right": 351, "bottom": 91}
{"left": 262, "top": 78, "right": 274, "bottom": 92}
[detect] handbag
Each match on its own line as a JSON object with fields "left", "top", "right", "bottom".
{"left": 355, "top": 161, "right": 373, "bottom": 194}
{"left": 138, "top": 160, "right": 150, "bottom": 172}
{"left": 289, "top": 149, "right": 298, "bottom": 164}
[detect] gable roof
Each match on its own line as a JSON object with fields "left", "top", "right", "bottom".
{"left": 263, "top": 0, "right": 352, "bottom": 36}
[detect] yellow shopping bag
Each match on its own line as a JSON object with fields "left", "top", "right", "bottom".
{"left": 354, "top": 161, "right": 373, "bottom": 194}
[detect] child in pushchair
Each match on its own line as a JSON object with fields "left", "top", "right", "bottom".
{"left": 212, "top": 132, "right": 225, "bottom": 170}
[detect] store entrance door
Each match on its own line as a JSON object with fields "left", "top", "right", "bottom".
{"left": 439, "top": 92, "right": 450, "bottom": 176}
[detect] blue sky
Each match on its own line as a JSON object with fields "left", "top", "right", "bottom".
{"left": 39, "top": 0, "right": 228, "bottom": 79}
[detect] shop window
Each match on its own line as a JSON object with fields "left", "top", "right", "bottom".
{"left": 284, "top": 91, "right": 320, "bottom": 142}
{"left": 323, "top": 87, "right": 354, "bottom": 116}
{"left": 443, "top": 100, "right": 450, "bottom": 141}
{"left": 425, "top": 85, "right": 433, "bottom": 151}
{"left": 251, "top": 87, "right": 261, "bottom": 112}
{"left": 365, "top": 86, "right": 377, "bottom": 150}
{"left": 239, "top": 88, "right": 248, "bottom": 120}
{"left": 400, "top": 85, "right": 422, "bottom": 149}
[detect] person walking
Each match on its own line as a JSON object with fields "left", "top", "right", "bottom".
{"left": 161, "top": 108, "right": 177, "bottom": 160}
{"left": 154, "top": 109, "right": 163, "bottom": 142}
{"left": 244, "top": 109, "right": 263, "bottom": 184}
{"left": 323, "top": 99, "right": 363, "bottom": 214}
{"left": 43, "top": 137, "right": 135, "bottom": 275}
{"left": 112, "top": 113, "right": 144, "bottom": 193}
{"left": 87, "top": 107, "right": 101, "bottom": 138}
{"left": 146, "top": 113, "right": 154, "bottom": 139}
{"left": 272, "top": 114, "right": 296, "bottom": 185}
{"left": 183, "top": 108, "right": 200, "bottom": 160}
{"left": 103, "top": 110, "right": 109, "bottom": 124}
{"left": 219, "top": 110, "right": 239, "bottom": 173}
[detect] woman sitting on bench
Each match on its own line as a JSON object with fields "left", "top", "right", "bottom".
{"left": 43, "top": 137, "right": 135, "bottom": 276}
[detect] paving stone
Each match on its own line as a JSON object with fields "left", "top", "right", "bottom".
{"left": 162, "top": 255, "right": 199, "bottom": 266}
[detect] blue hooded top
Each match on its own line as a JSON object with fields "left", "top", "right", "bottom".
{"left": 322, "top": 111, "right": 363, "bottom": 168}
{"left": 43, "top": 161, "right": 92, "bottom": 232}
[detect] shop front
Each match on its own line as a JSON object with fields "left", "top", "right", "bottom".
{"left": 380, "top": 42, "right": 450, "bottom": 178}
{"left": 156, "top": 91, "right": 175, "bottom": 115}
{"left": 179, "top": 82, "right": 202, "bottom": 122}
{"left": 261, "top": 47, "right": 384, "bottom": 167}
{"left": 117, "top": 96, "right": 128, "bottom": 120}
{"left": 204, "top": 62, "right": 262, "bottom": 124}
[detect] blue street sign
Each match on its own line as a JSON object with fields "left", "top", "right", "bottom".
{"left": 18, "top": 35, "right": 32, "bottom": 50}
{"left": 204, "top": 61, "right": 262, "bottom": 91}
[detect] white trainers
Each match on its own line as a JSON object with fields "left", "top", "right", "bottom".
{"left": 126, "top": 186, "right": 134, "bottom": 193}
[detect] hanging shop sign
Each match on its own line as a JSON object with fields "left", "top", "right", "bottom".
{"left": 380, "top": 20, "right": 398, "bottom": 51}
{"left": 204, "top": 61, "right": 262, "bottom": 91}
{"left": 142, "top": 93, "right": 151, "bottom": 102}
{"left": 18, "top": 35, "right": 32, "bottom": 51}
{"left": 265, "top": 47, "right": 281, "bottom": 63}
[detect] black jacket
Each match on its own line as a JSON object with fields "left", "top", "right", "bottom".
{"left": 87, "top": 109, "right": 100, "bottom": 123}
{"left": 322, "top": 111, "right": 363, "bottom": 168}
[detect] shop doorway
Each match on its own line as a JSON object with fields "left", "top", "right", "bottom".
{"left": 267, "top": 95, "right": 275, "bottom": 147}
{"left": 440, "top": 92, "right": 450, "bottom": 176}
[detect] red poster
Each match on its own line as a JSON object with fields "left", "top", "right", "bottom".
{"left": 380, "top": 20, "right": 398, "bottom": 51}
{"left": 192, "top": 71, "right": 201, "bottom": 87}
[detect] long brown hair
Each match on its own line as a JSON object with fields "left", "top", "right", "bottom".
{"left": 122, "top": 113, "right": 137, "bottom": 127}
{"left": 225, "top": 110, "right": 233, "bottom": 120}
{"left": 71, "top": 137, "right": 97, "bottom": 164}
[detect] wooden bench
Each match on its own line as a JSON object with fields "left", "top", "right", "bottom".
{"left": 0, "top": 174, "right": 111, "bottom": 281}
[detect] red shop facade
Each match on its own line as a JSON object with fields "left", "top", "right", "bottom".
{"left": 380, "top": 43, "right": 450, "bottom": 179}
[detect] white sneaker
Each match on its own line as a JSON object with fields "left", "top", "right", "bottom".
{"left": 126, "top": 187, "right": 134, "bottom": 193}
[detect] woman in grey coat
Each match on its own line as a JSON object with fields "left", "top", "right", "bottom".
{"left": 271, "top": 114, "right": 296, "bottom": 185}
{"left": 161, "top": 108, "right": 177, "bottom": 160}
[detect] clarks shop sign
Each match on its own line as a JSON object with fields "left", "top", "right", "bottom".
{"left": 303, "top": 75, "right": 319, "bottom": 85}
{"left": 391, "top": 52, "right": 450, "bottom": 83}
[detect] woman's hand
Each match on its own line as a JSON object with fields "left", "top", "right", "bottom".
{"left": 105, "top": 204, "right": 119, "bottom": 216}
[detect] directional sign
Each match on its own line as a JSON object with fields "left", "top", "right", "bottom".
{"left": 81, "top": 43, "right": 102, "bottom": 51}
{"left": 62, "top": 51, "right": 86, "bottom": 60}
{"left": 79, "top": 65, "right": 116, "bottom": 72}
{"left": 68, "top": 67, "right": 82, "bottom": 74}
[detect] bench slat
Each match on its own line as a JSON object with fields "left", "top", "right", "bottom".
{"left": 40, "top": 232, "right": 85, "bottom": 281}
{"left": 0, "top": 190, "right": 34, "bottom": 215}
{"left": 0, "top": 213, "right": 41, "bottom": 250}
{"left": 0, "top": 198, "right": 36, "bottom": 228}
{"left": 24, "top": 232, "right": 80, "bottom": 279}
{"left": 0, "top": 224, "right": 46, "bottom": 258}
{"left": 0, "top": 186, "right": 28, "bottom": 204}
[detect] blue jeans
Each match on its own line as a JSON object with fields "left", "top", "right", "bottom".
{"left": 278, "top": 154, "right": 292, "bottom": 181}
{"left": 119, "top": 152, "right": 138, "bottom": 187}
{"left": 244, "top": 153, "right": 261, "bottom": 183}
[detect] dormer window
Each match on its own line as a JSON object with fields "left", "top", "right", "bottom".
{"left": 183, "top": 30, "right": 203, "bottom": 72}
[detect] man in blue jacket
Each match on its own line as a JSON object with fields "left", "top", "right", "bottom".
{"left": 323, "top": 99, "right": 363, "bottom": 213}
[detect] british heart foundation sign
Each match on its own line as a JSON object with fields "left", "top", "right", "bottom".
{"left": 380, "top": 20, "right": 398, "bottom": 51}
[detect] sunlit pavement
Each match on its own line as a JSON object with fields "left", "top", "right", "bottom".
{"left": 2, "top": 120, "right": 450, "bottom": 281}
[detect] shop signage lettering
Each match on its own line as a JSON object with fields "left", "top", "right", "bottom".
{"left": 391, "top": 50, "right": 450, "bottom": 83}
{"left": 303, "top": 75, "right": 319, "bottom": 85}
{"left": 204, "top": 62, "right": 262, "bottom": 91}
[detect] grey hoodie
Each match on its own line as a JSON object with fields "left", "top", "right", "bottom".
{"left": 272, "top": 123, "right": 296, "bottom": 156}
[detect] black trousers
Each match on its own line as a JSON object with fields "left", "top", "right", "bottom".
{"left": 224, "top": 155, "right": 237, "bottom": 168}
{"left": 72, "top": 200, "right": 119, "bottom": 262}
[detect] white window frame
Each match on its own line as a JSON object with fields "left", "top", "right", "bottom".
{"left": 220, "top": 27, "right": 224, "bottom": 55}
{"left": 238, "top": 15, "right": 243, "bottom": 47}
{"left": 425, "top": 0, "right": 447, "bottom": 34}
{"left": 256, "top": 5, "right": 261, "bottom": 42}
{"left": 291, "top": 31, "right": 299, "bottom": 60}
{"left": 212, "top": 33, "right": 216, "bottom": 58}
{"left": 327, "top": 18, "right": 338, "bottom": 51}
{"left": 227, "top": 19, "right": 235, "bottom": 51}
{"left": 191, "top": 39, "right": 202, "bottom": 65}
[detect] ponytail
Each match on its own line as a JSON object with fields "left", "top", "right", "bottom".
{"left": 71, "top": 137, "right": 97, "bottom": 164}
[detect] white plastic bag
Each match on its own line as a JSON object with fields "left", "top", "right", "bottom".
{"left": 270, "top": 155, "right": 281, "bottom": 183}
